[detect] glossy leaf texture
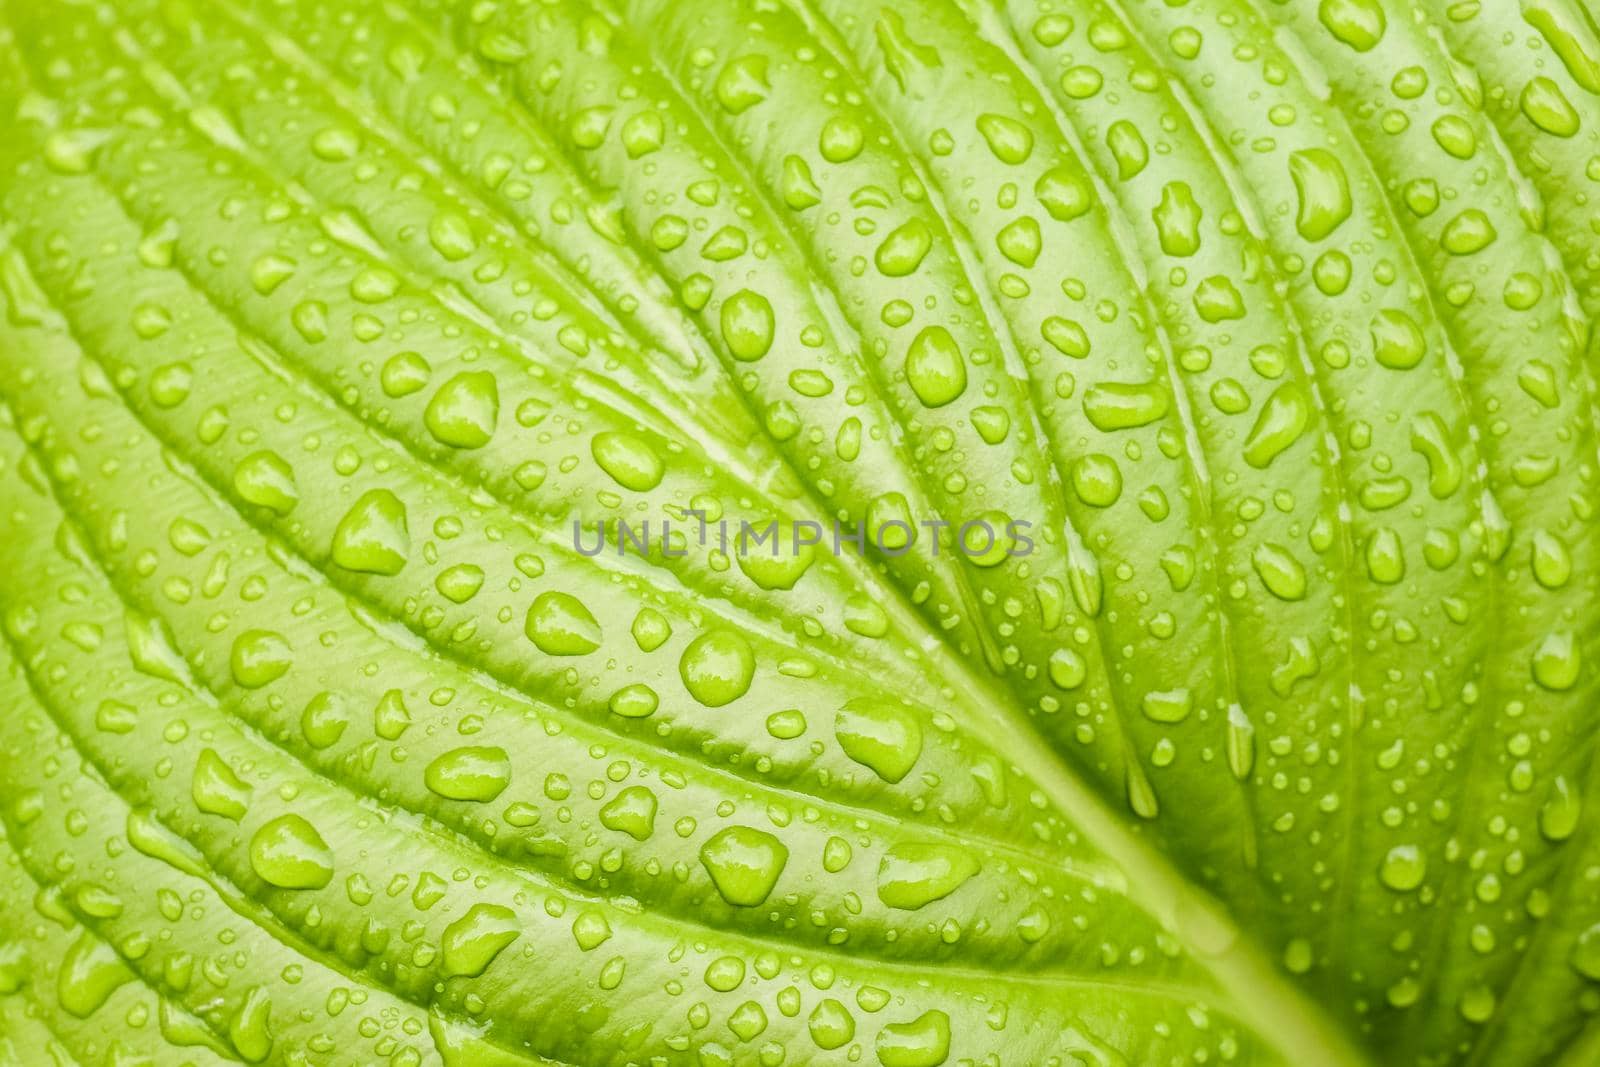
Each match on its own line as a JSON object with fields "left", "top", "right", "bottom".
{"left": 0, "top": 0, "right": 1597, "bottom": 1064}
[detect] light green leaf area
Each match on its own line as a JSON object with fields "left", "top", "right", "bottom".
{"left": 0, "top": 0, "right": 1597, "bottom": 1064}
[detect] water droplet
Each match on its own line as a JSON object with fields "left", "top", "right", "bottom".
{"left": 374, "top": 688, "right": 412, "bottom": 740}
{"left": 1318, "top": 0, "right": 1386, "bottom": 51}
{"left": 1288, "top": 149, "right": 1352, "bottom": 241}
{"left": 1432, "top": 115, "right": 1478, "bottom": 159}
{"left": 572, "top": 910, "right": 611, "bottom": 951}
{"left": 809, "top": 999, "right": 856, "bottom": 1050}
{"left": 632, "top": 608, "right": 672, "bottom": 651}
{"left": 609, "top": 683, "right": 660, "bottom": 718}
{"left": 700, "top": 826, "right": 788, "bottom": 906}
{"left": 1539, "top": 774, "right": 1581, "bottom": 841}
{"left": 996, "top": 216, "right": 1042, "bottom": 267}
{"left": 705, "top": 955, "right": 746, "bottom": 993}
{"left": 1571, "top": 922, "right": 1600, "bottom": 980}
{"left": 721, "top": 289, "right": 775, "bottom": 361}
{"left": 192, "top": 748, "right": 251, "bottom": 821}
{"left": 525, "top": 591, "right": 602, "bottom": 656}
{"left": 228, "top": 985, "right": 273, "bottom": 1063}
{"left": 679, "top": 630, "right": 756, "bottom": 706}
{"left": 250, "top": 254, "right": 297, "bottom": 296}
{"left": 1071, "top": 454, "right": 1122, "bottom": 507}
{"left": 835, "top": 698, "right": 923, "bottom": 783}
{"left": 1521, "top": 77, "right": 1580, "bottom": 137}
{"left": 819, "top": 116, "right": 866, "bottom": 162}
{"left": 782, "top": 155, "right": 822, "bottom": 210}
{"left": 1227, "top": 705, "right": 1256, "bottom": 779}
{"left": 904, "top": 326, "right": 967, "bottom": 408}
{"left": 233, "top": 451, "right": 298, "bottom": 516}
{"left": 57, "top": 933, "right": 129, "bottom": 1017}
{"left": 1532, "top": 630, "right": 1581, "bottom": 690}
{"left": 1082, "top": 381, "right": 1169, "bottom": 431}
{"left": 250, "top": 814, "right": 334, "bottom": 889}
{"left": 424, "top": 746, "right": 511, "bottom": 802}
{"left": 300, "top": 691, "right": 350, "bottom": 749}
{"left": 1035, "top": 165, "right": 1092, "bottom": 221}
{"left": 1366, "top": 527, "right": 1405, "bottom": 584}
{"left": 230, "top": 630, "right": 292, "bottom": 689}
{"left": 599, "top": 785, "right": 658, "bottom": 840}
{"left": 766, "top": 709, "right": 807, "bottom": 739}
{"left": 976, "top": 113, "right": 1034, "bottom": 165}
{"left": 1252, "top": 543, "right": 1308, "bottom": 601}
{"left": 427, "top": 210, "right": 479, "bottom": 261}
{"left": 877, "top": 843, "right": 979, "bottom": 910}
{"left": 621, "top": 110, "right": 665, "bottom": 158}
{"left": 591, "top": 432, "right": 664, "bottom": 491}
{"left": 1441, "top": 210, "right": 1497, "bottom": 255}
{"left": 1525, "top": 0, "right": 1600, "bottom": 95}
{"left": 1048, "top": 647, "right": 1087, "bottom": 690}
{"left": 1283, "top": 938, "right": 1314, "bottom": 974}
{"left": 715, "top": 55, "right": 770, "bottom": 114}
{"left": 1194, "top": 276, "right": 1245, "bottom": 322}
{"left": 1531, "top": 530, "right": 1573, "bottom": 589}
{"left": 1458, "top": 986, "right": 1496, "bottom": 1024}
{"left": 1140, "top": 688, "right": 1193, "bottom": 724}
{"left": 874, "top": 1009, "right": 951, "bottom": 1067}
{"left": 425, "top": 371, "right": 499, "bottom": 449}
{"left": 331, "top": 489, "right": 410, "bottom": 575}
{"left": 96, "top": 699, "right": 138, "bottom": 734}
{"left": 441, "top": 903, "right": 520, "bottom": 978}
{"left": 435, "top": 563, "right": 485, "bottom": 604}
{"left": 1106, "top": 120, "right": 1148, "bottom": 179}
{"left": 1379, "top": 844, "right": 1426, "bottom": 892}
{"left": 1152, "top": 181, "right": 1202, "bottom": 256}
{"left": 736, "top": 521, "right": 816, "bottom": 590}
{"left": 1243, "top": 384, "right": 1311, "bottom": 469}
{"left": 875, "top": 219, "right": 933, "bottom": 277}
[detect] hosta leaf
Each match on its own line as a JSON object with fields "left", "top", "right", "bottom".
{"left": 0, "top": 0, "right": 1596, "bottom": 1065}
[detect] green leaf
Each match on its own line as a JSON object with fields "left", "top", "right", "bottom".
{"left": 0, "top": 0, "right": 1596, "bottom": 1064}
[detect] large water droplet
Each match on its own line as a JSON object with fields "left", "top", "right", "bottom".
{"left": 1539, "top": 774, "right": 1581, "bottom": 841}
{"left": 700, "top": 826, "right": 788, "bottom": 906}
{"left": 441, "top": 903, "right": 521, "bottom": 978}
{"left": 1288, "top": 149, "right": 1353, "bottom": 241}
{"left": 591, "top": 432, "right": 664, "bottom": 491}
{"left": 835, "top": 698, "right": 923, "bottom": 783}
{"left": 250, "top": 814, "right": 334, "bottom": 889}
{"left": 904, "top": 326, "right": 967, "bottom": 408}
{"left": 233, "top": 451, "right": 298, "bottom": 516}
{"left": 875, "top": 219, "right": 933, "bottom": 277}
{"left": 425, "top": 371, "right": 499, "bottom": 449}
{"left": 715, "top": 55, "right": 770, "bottom": 114}
{"left": 877, "top": 843, "right": 979, "bottom": 910}
{"left": 57, "top": 933, "right": 130, "bottom": 1018}
{"left": 721, "top": 289, "right": 775, "bottom": 361}
{"left": 1571, "top": 922, "right": 1600, "bottom": 980}
{"left": 679, "top": 630, "right": 756, "bottom": 706}
{"left": 599, "top": 785, "right": 658, "bottom": 840}
{"left": 1532, "top": 630, "right": 1581, "bottom": 690}
{"left": 193, "top": 748, "right": 252, "bottom": 821}
{"left": 230, "top": 630, "right": 292, "bottom": 689}
{"left": 1252, "top": 543, "right": 1308, "bottom": 601}
{"left": 1243, "top": 385, "right": 1310, "bottom": 469}
{"left": 1082, "top": 381, "right": 1168, "bottom": 431}
{"left": 1318, "top": 0, "right": 1386, "bottom": 51}
{"left": 1379, "top": 844, "right": 1426, "bottom": 892}
{"left": 874, "top": 1009, "right": 951, "bottom": 1067}
{"left": 331, "top": 489, "right": 410, "bottom": 575}
{"left": 525, "top": 592, "right": 602, "bottom": 656}
{"left": 425, "top": 746, "right": 511, "bottom": 802}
